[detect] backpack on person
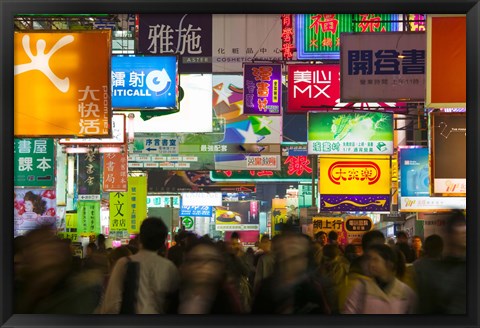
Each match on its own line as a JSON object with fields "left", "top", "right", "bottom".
{"left": 119, "top": 257, "right": 140, "bottom": 314}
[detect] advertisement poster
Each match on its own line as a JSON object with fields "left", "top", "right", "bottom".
{"left": 14, "top": 188, "right": 57, "bottom": 236}
{"left": 319, "top": 155, "right": 391, "bottom": 212}
{"left": 215, "top": 201, "right": 259, "bottom": 231}
{"left": 109, "top": 191, "right": 130, "bottom": 234}
{"left": 243, "top": 63, "right": 282, "bottom": 115}
{"left": 340, "top": 32, "right": 426, "bottom": 102}
{"left": 271, "top": 198, "right": 288, "bottom": 236}
{"left": 138, "top": 14, "right": 212, "bottom": 73}
{"left": 308, "top": 112, "right": 394, "bottom": 155}
{"left": 344, "top": 216, "right": 373, "bottom": 245}
{"left": 431, "top": 113, "right": 466, "bottom": 196}
{"left": 111, "top": 56, "right": 178, "bottom": 108}
{"left": 14, "top": 138, "right": 55, "bottom": 187}
{"left": 295, "top": 14, "right": 401, "bottom": 60}
{"left": 14, "top": 31, "right": 111, "bottom": 137}
{"left": 399, "top": 146, "right": 466, "bottom": 211}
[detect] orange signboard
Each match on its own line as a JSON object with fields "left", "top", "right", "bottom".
{"left": 319, "top": 155, "right": 391, "bottom": 195}
{"left": 426, "top": 15, "right": 466, "bottom": 108}
{"left": 14, "top": 30, "right": 112, "bottom": 137}
{"left": 103, "top": 146, "right": 128, "bottom": 192}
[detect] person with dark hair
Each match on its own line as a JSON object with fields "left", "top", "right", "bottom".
{"left": 15, "top": 226, "right": 103, "bottom": 313}
{"left": 416, "top": 211, "right": 466, "bottom": 314}
{"left": 395, "top": 231, "right": 415, "bottom": 263}
{"left": 166, "top": 239, "right": 244, "bottom": 314}
{"left": 251, "top": 232, "right": 331, "bottom": 314}
{"left": 328, "top": 230, "right": 338, "bottom": 245}
{"left": 101, "top": 217, "right": 179, "bottom": 314}
{"left": 411, "top": 235, "right": 423, "bottom": 261}
{"left": 343, "top": 244, "right": 417, "bottom": 314}
{"left": 313, "top": 231, "right": 328, "bottom": 267}
{"left": 96, "top": 234, "right": 107, "bottom": 253}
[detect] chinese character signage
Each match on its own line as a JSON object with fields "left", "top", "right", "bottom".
{"left": 14, "top": 188, "right": 57, "bottom": 236}
{"left": 77, "top": 201, "right": 101, "bottom": 235}
{"left": 345, "top": 216, "right": 373, "bottom": 245}
{"left": 103, "top": 148, "right": 128, "bottom": 192}
{"left": 243, "top": 63, "right": 282, "bottom": 115}
{"left": 287, "top": 64, "right": 340, "bottom": 112}
{"left": 340, "top": 32, "right": 426, "bottom": 102}
{"left": 14, "top": 31, "right": 111, "bottom": 137}
{"left": 133, "top": 137, "right": 180, "bottom": 154}
{"left": 281, "top": 14, "right": 294, "bottom": 60}
{"left": 128, "top": 176, "right": 148, "bottom": 233}
{"left": 111, "top": 56, "right": 178, "bottom": 108}
{"left": 211, "top": 155, "right": 312, "bottom": 182}
{"left": 147, "top": 195, "right": 180, "bottom": 208}
{"left": 109, "top": 192, "right": 129, "bottom": 232}
{"left": 426, "top": 15, "right": 466, "bottom": 108}
{"left": 181, "top": 192, "right": 222, "bottom": 206}
{"left": 138, "top": 14, "right": 212, "bottom": 73}
{"left": 296, "top": 14, "right": 400, "bottom": 60}
{"left": 312, "top": 217, "right": 347, "bottom": 244}
{"left": 407, "top": 14, "right": 426, "bottom": 31}
{"left": 77, "top": 151, "right": 101, "bottom": 196}
{"left": 319, "top": 155, "right": 391, "bottom": 212}
{"left": 14, "top": 138, "right": 54, "bottom": 187}
{"left": 308, "top": 112, "right": 394, "bottom": 155}
{"left": 430, "top": 113, "right": 466, "bottom": 196}
{"left": 215, "top": 201, "right": 259, "bottom": 231}
{"left": 215, "top": 153, "right": 281, "bottom": 171}
{"left": 287, "top": 64, "right": 407, "bottom": 113}
{"left": 60, "top": 114, "right": 126, "bottom": 145}
{"left": 213, "top": 15, "right": 282, "bottom": 73}
{"left": 180, "top": 204, "right": 213, "bottom": 217}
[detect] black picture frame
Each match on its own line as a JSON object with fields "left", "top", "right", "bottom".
{"left": 1, "top": 0, "right": 478, "bottom": 327}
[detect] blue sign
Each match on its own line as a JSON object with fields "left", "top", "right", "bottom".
{"left": 399, "top": 147, "right": 430, "bottom": 197}
{"left": 180, "top": 205, "right": 213, "bottom": 217}
{"left": 111, "top": 56, "right": 178, "bottom": 108}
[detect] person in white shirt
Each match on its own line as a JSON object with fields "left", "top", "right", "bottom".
{"left": 101, "top": 217, "right": 179, "bottom": 314}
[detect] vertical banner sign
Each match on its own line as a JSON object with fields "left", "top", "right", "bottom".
{"left": 77, "top": 201, "right": 101, "bottom": 237}
{"left": 103, "top": 149, "right": 128, "bottom": 192}
{"left": 426, "top": 15, "right": 466, "bottom": 108}
{"left": 14, "top": 138, "right": 55, "bottom": 187}
{"left": 319, "top": 155, "right": 391, "bottom": 212}
{"left": 63, "top": 212, "right": 79, "bottom": 241}
{"left": 308, "top": 112, "right": 394, "bottom": 155}
{"left": 128, "top": 176, "right": 148, "bottom": 234}
{"left": 295, "top": 14, "right": 400, "bottom": 60}
{"left": 271, "top": 198, "right": 288, "bottom": 236}
{"left": 111, "top": 56, "right": 178, "bottom": 109}
{"left": 281, "top": 14, "right": 294, "bottom": 60}
{"left": 340, "top": 32, "right": 426, "bottom": 102}
{"left": 77, "top": 151, "right": 101, "bottom": 199}
{"left": 431, "top": 113, "right": 466, "bottom": 196}
{"left": 138, "top": 14, "right": 212, "bottom": 73}
{"left": 288, "top": 64, "right": 340, "bottom": 112}
{"left": 55, "top": 140, "right": 67, "bottom": 205}
{"left": 14, "top": 31, "right": 111, "bottom": 137}
{"left": 243, "top": 63, "right": 282, "bottom": 115}
{"left": 109, "top": 192, "right": 130, "bottom": 233}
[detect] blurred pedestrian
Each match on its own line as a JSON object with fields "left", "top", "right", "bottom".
{"left": 252, "top": 232, "right": 331, "bottom": 314}
{"left": 343, "top": 244, "right": 417, "bottom": 314}
{"left": 313, "top": 231, "right": 328, "bottom": 267}
{"left": 395, "top": 231, "right": 415, "bottom": 263}
{"left": 166, "top": 239, "right": 244, "bottom": 314}
{"left": 411, "top": 235, "right": 423, "bottom": 261}
{"left": 101, "top": 217, "right": 179, "bottom": 314}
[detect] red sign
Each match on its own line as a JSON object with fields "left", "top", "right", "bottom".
{"left": 103, "top": 147, "right": 128, "bottom": 191}
{"left": 328, "top": 161, "right": 381, "bottom": 185}
{"left": 281, "top": 14, "right": 294, "bottom": 60}
{"left": 287, "top": 64, "right": 340, "bottom": 112}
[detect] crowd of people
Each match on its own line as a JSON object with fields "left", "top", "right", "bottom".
{"left": 13, "top": 210, "right": 467, "bottom": 314}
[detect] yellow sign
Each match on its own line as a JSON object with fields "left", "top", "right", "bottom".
{"left": 312, "top": 217, "right": 347, "bottom": 244}
{"left": 109, "top": 192, "right": 129, "bottom": 232}
{"left": 65, "top": 213, "right": 78, "bottom": 230}
{"left": 319, "top": 155, "right": 391, "bottom": 195}
{"left": 14, "top": 30, "right": 111, "bottom": 137}
{"left": 128, "top": 176, "right": 148, "bottom": 234}
{"left": 271, "top": 198, "right": 287, "bottom": 236}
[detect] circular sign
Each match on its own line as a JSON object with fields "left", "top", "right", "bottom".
{"left": 182, "top": 216, "right": 194, "bottom": 230}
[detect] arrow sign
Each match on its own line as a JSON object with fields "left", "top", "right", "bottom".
{"left": 323, "top": 199, "right": 387, "bottom": 208}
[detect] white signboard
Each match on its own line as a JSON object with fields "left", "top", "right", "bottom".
{"left": 123, "top": 74, "right": 213, "bottom": 133}
{"left": 181, "top": 192, "right": 223, "bottom": 206}
{"left": 340, "top": 32, "right": 426, "bottom": 102}
{"left": 400, "top": 197, "right": 466, "bottom": 211}
{"left": 59, "top": 114, "right": 125, "bottom": 145}
{"left": 213, "top": 14, "right": 282, "bottom": 73}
